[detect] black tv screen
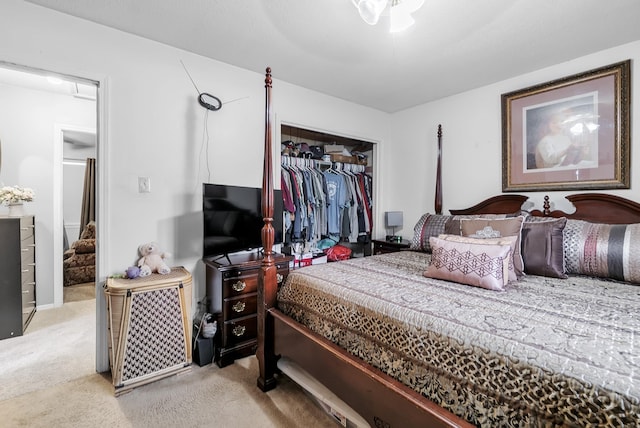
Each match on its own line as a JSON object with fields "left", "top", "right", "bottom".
{"left": 202, "top": 183, "right": 283, "bottom": 259}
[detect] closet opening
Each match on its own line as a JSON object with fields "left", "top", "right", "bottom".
{"left": 280, "top": 125, "right": 376, "bottom": 264}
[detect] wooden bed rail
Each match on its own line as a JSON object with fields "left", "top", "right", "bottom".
{"left": 270, "top": 308, "right": 472, "bottom": 428}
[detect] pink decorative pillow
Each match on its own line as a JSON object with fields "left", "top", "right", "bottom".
{"left": 460, "top": 216, "right": 525, "bottom": 278}
{"left": 424, "top": 237, "right": 511, "bottom": 291}
{"left": 438, "top": 234, "right": 518, "bottom": 282}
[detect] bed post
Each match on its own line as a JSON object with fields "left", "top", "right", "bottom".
{"left": 257, "top": 67, "right": 278, "bottom": 392}
{"left": 435, "top": 124, "right": 443, "bottom": 215}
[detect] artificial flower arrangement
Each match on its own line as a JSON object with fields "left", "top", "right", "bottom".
{"left": 0, "top": 185, "right": 35, "bottom": 205}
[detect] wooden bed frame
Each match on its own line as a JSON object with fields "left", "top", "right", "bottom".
{"left": 255, "top": 68, "right": 640, "bottom": 427}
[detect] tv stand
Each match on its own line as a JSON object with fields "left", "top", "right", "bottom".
{"left": 203, "top": 252, "right": 292, "bottom": 367}
{"left": 210, "top": 253, "right": 233, "bottom": 265}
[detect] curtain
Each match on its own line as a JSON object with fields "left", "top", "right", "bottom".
{"left": 79, "top": 157, "right": 96, "bottom": 238}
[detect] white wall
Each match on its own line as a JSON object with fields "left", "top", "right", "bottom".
{"left": 391, "top": 40, "right": 640, "bottom": 238}
{"left": 0, "top": 0, "right": 390, "bottom": 308}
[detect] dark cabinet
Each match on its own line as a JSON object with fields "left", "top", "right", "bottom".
{"left": 372, "top": 238, "right": 411, "bottom": 255}
{"left": 0, "top": 216, "right": 36, "bottom": 340}
{"left": 204, "top": 252, "right": 292, "bottom": 367}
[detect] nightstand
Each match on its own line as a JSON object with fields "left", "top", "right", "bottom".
{"left": 372, "top": 238, "right": 411, "bottom": 255}
{"left": 203, "top": 252, "right": 292, "bottom": 367}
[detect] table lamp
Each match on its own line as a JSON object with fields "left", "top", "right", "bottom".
{"left": 385, "top": 211, "right": 403, "bottom": 242}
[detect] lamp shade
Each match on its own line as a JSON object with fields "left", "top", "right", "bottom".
{"left": 385, "top": 211, "right": 403, "bottom": 228}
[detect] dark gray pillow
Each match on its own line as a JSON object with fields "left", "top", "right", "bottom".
{"left": 520, "top": 217, "right": 567, "bottom": 278}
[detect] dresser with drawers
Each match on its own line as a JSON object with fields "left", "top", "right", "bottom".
{"left": 0, "top": 215, "right": 36, "bottom": 340}
{"left": 204, "top": 252, "right": 292, "bottom": 367}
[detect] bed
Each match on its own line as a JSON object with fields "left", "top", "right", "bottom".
{"left": 255, "top": 68, "right": 640, "bottom": 427}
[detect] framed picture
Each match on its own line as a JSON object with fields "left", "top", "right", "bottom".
{"left": 502, "top": 60, "right": 630, "bottom": 192}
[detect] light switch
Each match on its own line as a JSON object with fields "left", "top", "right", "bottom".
{"left": 138, "top": 176, "right": 151, "bottom": 193}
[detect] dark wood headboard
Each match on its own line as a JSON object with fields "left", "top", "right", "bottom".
{"left": 449, "top": 194, "right": 528, "bottom": 215}
{"left": 448, "top": 192, "right": 640, "bottom": 225}
{"left": 530, "top": 193, "right": 640, "bottom": 224}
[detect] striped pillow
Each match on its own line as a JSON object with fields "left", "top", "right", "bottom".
{"left": 563, "top": 219, "right": 640, "bottom": 283}
{"left": 411, "top": 214, "right": 453, "bottom": 253}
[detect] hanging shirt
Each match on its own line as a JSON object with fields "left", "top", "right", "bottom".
{"left": 323, "top": 170, "right": 347, "bottom": 236}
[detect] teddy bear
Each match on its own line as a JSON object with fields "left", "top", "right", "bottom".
{"left": 137, "top": 242, "right": 171, "bottom": 276}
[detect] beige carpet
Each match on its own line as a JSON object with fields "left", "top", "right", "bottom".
{"left": 63, "top": 282, "right": 96, "bottom": 303}
{"left": 0, "top": 299, "right": 336, "bottom": 427}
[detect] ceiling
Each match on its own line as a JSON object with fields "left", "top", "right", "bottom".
{"left": 24, "top": 0, "right": 640, "bottom": 113}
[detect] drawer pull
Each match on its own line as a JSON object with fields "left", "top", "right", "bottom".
{"left": 232, "top": 301, "right": 246, "bottom": 313}
{"left": 232, "top": 280, "right": 246, "bottom": 292}
{"left": 22, "top": 290, "right": 30, "bottom": 294}
{"left": 22, "top": 269, "right": 29, "bottom": 273}
{"left": 232, "top": 325, "right": 246, "bottom": 337}
{"left": 277, "top": 273, "right": 284, "bottom": 284}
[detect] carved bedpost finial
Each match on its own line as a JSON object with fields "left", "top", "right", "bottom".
{"left": 265, "top": 67, "right": 272, "bottom": 87}
{"left": 543, "top": 195, "right": 551, "bottom": 216}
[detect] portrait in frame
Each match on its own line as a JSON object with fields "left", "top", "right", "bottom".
{"left": 502, "top": 60, "right": 630, "bottom": 192}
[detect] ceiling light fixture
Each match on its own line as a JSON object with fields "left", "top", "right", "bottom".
{"left": 351, "top": 0, "right": 424, "bottom": 33}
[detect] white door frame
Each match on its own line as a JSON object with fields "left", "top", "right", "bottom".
{"left": 95, "top": 77, "right": 109, "bottom": 373}
{"left": 53, "top": 124, "right": 97, "bottom": 308}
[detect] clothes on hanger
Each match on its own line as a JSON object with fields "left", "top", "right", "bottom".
{"left": 280, "top": 157, "right": 372, "bottom": 249}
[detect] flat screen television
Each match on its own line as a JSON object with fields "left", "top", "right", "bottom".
{"left": 202, "top": 183, "right": 283, "bottom": 260}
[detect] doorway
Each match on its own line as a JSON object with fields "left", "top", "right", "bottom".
{"left": 59, "top": 126, "right": 97, "bottom": 304}
{"left": 0, "top": 63, "right": 99, "bottom": 355}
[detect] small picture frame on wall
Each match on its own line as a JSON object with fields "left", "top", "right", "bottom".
{"left": 501, "top": 60, "right": 630, "bottom": 192}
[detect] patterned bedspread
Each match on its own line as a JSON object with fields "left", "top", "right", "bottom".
{"left": 277, "top": 251, "right": 640, "bottom": 427}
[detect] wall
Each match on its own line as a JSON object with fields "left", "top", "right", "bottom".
{"left": 391, "top": 40, "right": 640, "bottom": 238}
{"left": 0, "top": 0, "right": 390, "bottom": 310}
{"left": 0, "top": 81, "right": 96, "bottom": 305}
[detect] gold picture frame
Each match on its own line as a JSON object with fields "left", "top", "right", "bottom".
{"left": 502, "top": 60, "right": 630, "bottom": 192}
